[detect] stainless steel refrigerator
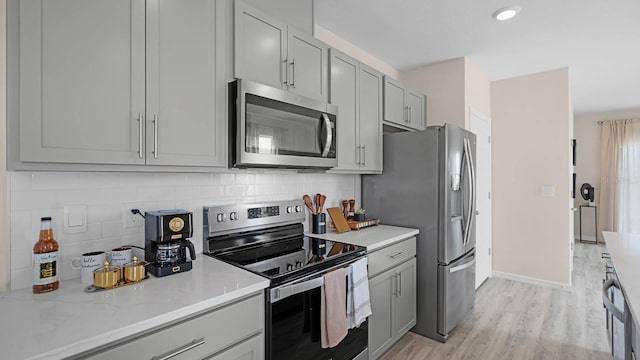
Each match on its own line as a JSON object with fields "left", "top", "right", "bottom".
{"left": 363, "top": 124, "right": 476, "bottom": 342}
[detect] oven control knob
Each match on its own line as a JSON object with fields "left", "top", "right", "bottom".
{"left": 216, "top": 213, "right": 227, "bottom": 222}
{"left": 286, "top": 264, "right": 294, "bottom": 271}
{"left": 230, "top": 212, "right": 238, "bottom": 221}
{"left": 295, "top": 261, "right": 303, "bottom": 268}
{"left": 286, "top": 206, "right": 293, "bottom": 213}
{"left": 295, "top": 205, "right": 302, "bottom": 212}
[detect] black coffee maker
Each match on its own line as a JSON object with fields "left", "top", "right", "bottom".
{"left": 145, "top": 209, "right": 196, "bottom": 277}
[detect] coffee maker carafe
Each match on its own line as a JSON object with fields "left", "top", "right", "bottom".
{"left": 145, "top": 209, "right": 196, "bottom": 277}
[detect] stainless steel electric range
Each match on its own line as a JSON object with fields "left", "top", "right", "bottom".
{"left": 203, "top": 201, "right": 368, "bottom": 360}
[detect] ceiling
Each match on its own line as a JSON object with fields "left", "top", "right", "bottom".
{"left": 314, "top": 0, "right": 640, "bottom": 115}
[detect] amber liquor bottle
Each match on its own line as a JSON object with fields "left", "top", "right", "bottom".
{"left": 33, "top": 217, "right": 59, "bottom": 293}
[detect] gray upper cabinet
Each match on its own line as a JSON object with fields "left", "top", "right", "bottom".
{"left": 358, "top": 64, "right": 384, "bottom": 172}
{"left": 17, "top": 0, "right": 146, "bottom": 165}
{"left": 405, "top": 89, "right": 426, "bottom": 131}
{"left": 328, "top": 49, "right": 382, "bottom": 173}
{"left": 13, "top": 0, "right": 226, "bottom": 168}
{"left": 383, "top": 76, "right": 426, "bottom": 131}
{"left": 145, "top": 0, "right": 226, "bottom": 166}
{"left": 234, "top": 1, "right": 327, "bottom": 101}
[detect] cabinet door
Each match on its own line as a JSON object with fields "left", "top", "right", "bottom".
{"left": 383, "top": 76, "right": 406, "bottom": 127}
{"left": 368, "top": 269, "right": 395, "bottom": 360}
{"left": 329, "top": 49, "right": 359, "bottom": 171}
{"left": 394, "top": 258, "right": 417, "bottom": 338}
{"left": 146, "top": 0, "right": 226, "bottom": 167}
{"left": 406, "top": 88, "right": 426, "bottom": 131}
{"left": 206, "top": 334, "right": 264, "bottom": 360}
{"left": 18, "top": 0, "right": 146, "bottom": 164}
{"left": 234, "top": 1, "right": 286, "bottom": 90}
{"left": 287, "top": 27, "right": 328, "bottom": 101}
{"left": 358, "top": 64, "right": 383, "bottom": 172}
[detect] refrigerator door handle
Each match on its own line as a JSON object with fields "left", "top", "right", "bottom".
{"left": 450, "top": 257, "right": 476, "bottom": 273}
{"left": 467, "top": 137, "right": 476, "bottom": 245}
{"left": 462, "top": 138, "right": 474, "bottom": 246}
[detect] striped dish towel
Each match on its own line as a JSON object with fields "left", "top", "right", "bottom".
{"left": 349, "top": 258, "right": 372, "bottom": 327}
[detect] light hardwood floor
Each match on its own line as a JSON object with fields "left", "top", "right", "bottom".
{"left": 382, "top": 241, "right": 612, "bottom": 360}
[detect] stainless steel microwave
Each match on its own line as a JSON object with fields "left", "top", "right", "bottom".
{"left": 229, "top": 79, "right": 337, "bottom": 169}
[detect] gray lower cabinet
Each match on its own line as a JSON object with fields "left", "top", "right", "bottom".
{"left": 234, "top": 0, "right": 327, "bottom": 101}
{"left": 83, "top": 293, "right": 264, "bottom": 360}
{"left": 383, "top": 76, "right": 426, "bottom": 131}
{"left": 11, "top": 0, "right": 226, "bottom": 167}
{"left": 328, "top": 49, "right": 382, "bottom": 173}
{"left": 368, "top": 237, "right": 417, "bottom": 360}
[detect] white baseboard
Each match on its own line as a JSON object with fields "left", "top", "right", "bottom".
{"left": 492, "top": 271, "right": 570, "bottom": 288}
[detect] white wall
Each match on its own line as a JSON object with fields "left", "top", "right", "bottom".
{"left": 491, "top": 68, "right": 572, "bottom": 285}
{"left": 400, "top": 58, "right": 466, "bottom": 128}
{"left": 8, "top": 171, "right": 359, "bottom": 290}
{"left": 466, "top": 58, "right": 491, "bottom": 123}
{"left": 573, "top": 109, "right": 640, "bottom": 240}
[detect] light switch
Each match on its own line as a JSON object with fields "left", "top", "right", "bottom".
{"left": 539, "top": 185, "right": 555, "bottom": 197}
{"left": 63, "top": 205, "right": 88, "bottom": 234}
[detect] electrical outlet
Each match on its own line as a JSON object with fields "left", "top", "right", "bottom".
{"left": 125, "top": 208, "right": 144, "bottom": 228}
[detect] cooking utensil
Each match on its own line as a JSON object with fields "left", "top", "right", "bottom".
{"left": 315, "top": 194, "right": 321, "bottom": 213}
{"left": 303, "top": 194, "right": 316, "bottom": 214}
{"left": 348, "top": 199, "right": 356, "bottom": 214}
{"left": 318, "top": 195, "right": 326, "bottom": 214}
{"left": 342, "top": 200, "right": 349, "bottom": 217}
{"left": 123, "top": 256, "right": 148, "bottom": 283}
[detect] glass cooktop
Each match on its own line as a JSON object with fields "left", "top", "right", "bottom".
{"left": 205, "top": 224, "right": 366, "bottom": 286}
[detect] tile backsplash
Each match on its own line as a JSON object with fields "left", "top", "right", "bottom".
{"left": 9, "top": 171, "right": 360, "bottom": 290}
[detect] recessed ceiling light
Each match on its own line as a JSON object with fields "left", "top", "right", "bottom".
{"left": 492, "top": 6, "right": 521, "bottom": 21}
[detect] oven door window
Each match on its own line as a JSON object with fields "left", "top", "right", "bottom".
{"left": 245, "top": 94, "right": 331, "bottom": 158}
{"left": 269, "top": 287, "right": 368, "bottom": 360}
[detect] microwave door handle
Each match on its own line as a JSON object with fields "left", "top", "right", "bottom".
{"left": 321, "top": 113, "right": 333, "bottom": 157}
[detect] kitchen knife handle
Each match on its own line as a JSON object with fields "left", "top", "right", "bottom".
{"left": 137, "top": 112, "right": 144, "bottom": 159}
{"left": 153, "top": 114, "right": 158, "bottom": 159}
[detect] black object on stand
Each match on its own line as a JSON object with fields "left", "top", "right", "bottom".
{"left": 145, "top": 210, "right": 196, "bottom": 277}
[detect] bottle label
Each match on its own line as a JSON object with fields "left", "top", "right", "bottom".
{"left": 33, "top": 252, "right": 58, "bottom": 285}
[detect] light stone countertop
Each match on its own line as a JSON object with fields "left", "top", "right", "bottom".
{"left": 603, "top": 231, "right": 640, "bottom": 324}
{"left": 0, "top": 256, "right": 269, "bottom": 360}
{"left": 307, "top": 224, "right": 419, "bottom": 252}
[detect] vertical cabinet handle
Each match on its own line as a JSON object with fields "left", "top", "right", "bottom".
{"left": 408, "top": 106, "right": 412, "bottom": 123}
{"left": 282, "top": 58, "right": 288, "bottom": 85}
{"left": 404, "top": 105, "right": 409, "bottom": 123}
{"left": 153, "top": 114, "right": 159, "bottom": 159}
{"left": 356, "top": 145, "right": 361, "bottom": 165}
{"left": 290, "top": 59, "right": 295, "bottom": 87}
{"left": 137, "top": 112, "right": 144, "bottom": 159}
{"left": 398, "top": 272, "right": 402, "bottom": 297}
{"left": 362, "top": 145, "right": 366, "bottom": 167}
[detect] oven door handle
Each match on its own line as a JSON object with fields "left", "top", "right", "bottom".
{"left": 271, "top": 277, "right": 324, "bottom": 303}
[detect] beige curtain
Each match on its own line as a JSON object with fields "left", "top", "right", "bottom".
{"left": 599, "top": 119, "right": 640, "bottom": 240}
